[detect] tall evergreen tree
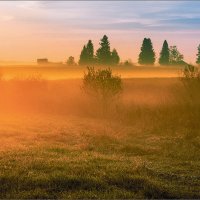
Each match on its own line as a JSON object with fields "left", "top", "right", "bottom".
{"left": 79, "top": 45, "right": 88, "bottom": 65}
{"left": 159, "top": 40, "right": 170, "bottom": 65}
{"left": 196, "top": 44, "right": 200, "bottom": 65}
{"left": 138, "top": 38, "right": 155, "bottom": 65}
{"left": 79, "top": 40, "right": 94, "bottom": 65}
{"left": 96, "top": 35, "right": 111, "bottom": 65}
{"left": 111, "top": 49, "right": 120, "bottom": 65}
{"left": 86, "top": 40, "right": 94, "bottom": 64}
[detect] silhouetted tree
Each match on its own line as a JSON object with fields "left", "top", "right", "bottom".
{"left": 67, "top": 56, "right": 76, "bottom": 66}
{"left": 79, "top": 45, "right": 88, "bottom": 65}
{"left": 111, "top": 49, "right": 120, "bottom": 65}
{"left": 86, "top": 40, "right": 94, "bottom": 64}
{"left": 169, "top": 46, "right": 184, "bottom": 65}
{"left": 96, "top": 35, "right": 111, "bottom": 65}
{"left": 79, "top": 40, "right": 94, "bottom": 65}
{"left": 138, "top": 38, "right": 155, "bottom": 65}
{"left": 196, "top": 44, "right": 200, "bottom": 65}
{"left": 159, "top": 40, "right": 170, "bottom": 66}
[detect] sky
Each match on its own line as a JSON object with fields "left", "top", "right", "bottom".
{"left": 0, "top": 1, "right": 200, "bottom": 64}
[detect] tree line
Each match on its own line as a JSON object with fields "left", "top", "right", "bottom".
{"left": 66, "top": 35, "right": 200, "bottom": 66}
{"left": 79, "top": 35, "right": 120, "bottom": 66}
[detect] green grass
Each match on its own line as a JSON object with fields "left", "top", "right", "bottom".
{"left": 1, "top": 148, "right": 199, "bottom": 198}
{"left": 0, "top": 78, "right": 200, "bottom": 199}
{"left": 0, "top": 118, "right": 199, "bottom": 199}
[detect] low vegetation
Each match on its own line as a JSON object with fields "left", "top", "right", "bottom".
{"left": 82, "top": 67, "right": 122, "bottom": 115}
{"left": 0, "top": 68, "right": 200, "bottom": 199}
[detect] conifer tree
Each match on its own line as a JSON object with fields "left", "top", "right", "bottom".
{"left": 111, "top": 48, "right": 120, "bottom": 65}
{"left": 196, "top": 44, "right": 200, "bottom": 65}
{"left": 159, "top": 40, "right": 170, "bottom": 66}
{"left": 138, "top": 38, "right": 155, "bottom": 65}
{"left": 96, "top": 35, "right": 111, "bottom": 65}
{"left": 79, "top": 40, "right": 94, "bottom": 65}
{"left": 79, "top": 45, "right": 88, "bottom": 65}
{"left": 86, "top": 40, "right": 94, "bottom": 64}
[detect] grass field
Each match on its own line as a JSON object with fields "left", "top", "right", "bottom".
{"left": 0, "top": 68, "right": 200, "bottom": 198}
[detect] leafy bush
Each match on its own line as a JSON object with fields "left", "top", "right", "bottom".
{"left": 83, "top": 67, "right": 122, "bottom": 99}
{"left": 82, "top": 67, "right": 122, "bottom": 114}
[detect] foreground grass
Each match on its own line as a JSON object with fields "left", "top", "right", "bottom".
{"left": 0, "top": 112, "right": 200, "bottom": 199}
{"left": 0, "top": 78, "right": 200, "bottom": 199}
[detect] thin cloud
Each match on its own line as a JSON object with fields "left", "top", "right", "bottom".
{"left": 0, "top": 1, "right": 199, "bottom": 62}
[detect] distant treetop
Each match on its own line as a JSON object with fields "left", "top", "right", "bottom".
{"left": 96, "top": 35, "right": 112, "bottom": 65}
{"left": 79, "top": 35, "right": 120, "bottom": 66}
{"left": 196, "top": 44, "right": 200, "bottom": 65}
{"left": 169, "top": 46, "right": 184, "bottom": 65}
{"left": 138, "top": 38, "right": 155, "bottom": 65}
{"left": 159, "top": 40, "right": 170, "bottom": 66}
{"left": 79, "top": 40, "right": 94, "bottom": 65}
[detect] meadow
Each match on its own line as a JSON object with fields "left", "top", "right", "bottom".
{"left": 0, "top": 66, "right": 200, "bottom": 199}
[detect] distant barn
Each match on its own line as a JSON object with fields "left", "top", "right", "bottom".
{"left": 37, "top": 58, "right": 48, "bottom": 65}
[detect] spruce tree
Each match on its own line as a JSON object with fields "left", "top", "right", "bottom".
{"left": 159, "top": 40, "right": 170, "bottom": 66}
{"left": 79, "top": 40, "right": 94, "bottom": 65}
{"left": 86, "top": 40, "right": 94, "bottom": 64}
{"left": 138, "top": 38, "right": 155, "bottom": 65}
{"left": 196, "top": 44, "right": 200, "bottom": 65}
{"left": 79, "top": 45, "right": 88, "bottom": 65}
{"left": 96, "top": 35, "right": 111, "bottom": 65}
{"left": 111, "top": 49, "right": 120, "bottom": 65}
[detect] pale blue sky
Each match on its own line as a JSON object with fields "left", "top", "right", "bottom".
{"left": 0, "top": 1, "right": 200, "bottom": 63}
